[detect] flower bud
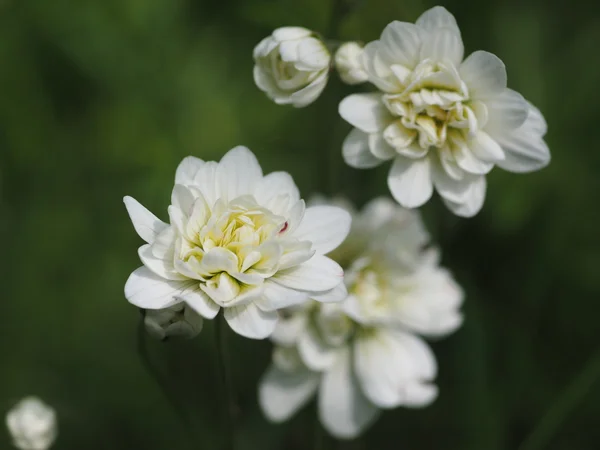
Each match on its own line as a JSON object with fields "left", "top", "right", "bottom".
{"left": 144, "top": 304, "right": 203, "bottom": 340}
{"left": 334, "top": 42, "right": 368, "bottom": 85}
{"left": 253, "top": 27, "right": 331, "bottom": 108}
{"left": 6, "top": 397, "right": 57, "bottom": 450}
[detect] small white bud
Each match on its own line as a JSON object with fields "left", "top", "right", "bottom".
{"left": 253, "top": 27, "right": 331, "bottom": 108}
{"left": 334, "top": 42, "right": 368, "bottom": 85}
{"left": 144, "top": 304, "right": 203, "bottom": 340}
{"left": 6, "top": 397, "right": 57, "bottom": 450}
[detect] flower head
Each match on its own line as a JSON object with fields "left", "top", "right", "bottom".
{"left": 334, "top": 42, "right": 369, "bottom": 85}
{"left": 339, "top": 6, "right": 550, "bottom": 217}
{"left": 144, "top": 304, "right": 203, "bottom": 340}
{"left": 259, "top": 198, "right": 463, "bottom": 438}
{"left": 124, "top": 147, "right": 351, "bottom": 339}
{"left": 6, "top": 397, "right": 57, "bottom": 450}
{"left": 254, "top": 27, "right": 331, "bottom": 107}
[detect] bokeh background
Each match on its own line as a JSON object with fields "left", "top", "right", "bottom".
{"left": 2, "top": 0, "right": 600, "bottom": 449}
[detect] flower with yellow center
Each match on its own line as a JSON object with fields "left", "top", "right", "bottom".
{"left": 339, "top": 6, "right": 550, "bottom": 217}
{"left": 259, "top": 197, "right": 463, "bottom": 438}
{"left": 124, "top": 147, "right": 351, "bottom": 339}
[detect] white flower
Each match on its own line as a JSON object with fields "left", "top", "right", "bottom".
{"left": 124, "top": 146, "right": 351, "bottom": 340}
{"left": 144, "top": 304, "right": 204, "bottom": 340}
{"left": 259, "top": 197, "right": 463, "bottom": 438}
{"left": 338, "top": 6, "right": 550, "bottom": 217}
{"left": 334, "top": 42, "right": 369, "bottom": 85}
{"left": 6, "top": 397, "right": 57, "bottom": 450}
{"left": 253, "top": 27, "right": 331, "bottom": 107}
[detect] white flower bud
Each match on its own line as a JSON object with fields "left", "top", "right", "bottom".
{"left": 334, "top": 42, "right": 368, "bottom": 85}
{"left": 144, "top": 304, "right": 203, "bottom": 340}
{"left": 6, "top": 397, "right": 57, "bottom": 450}
{"left": 253, "top": 27, "right": 331, "bottom": 108}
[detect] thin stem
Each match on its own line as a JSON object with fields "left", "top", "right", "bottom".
{"left": 518, "top": 348, "right": 600, "bottom": 450}
{"left": 215, "top": 313, "right": 236, "bottom": 450}
{"left": 136, "top": 310, "right": 195, "bottom": 447}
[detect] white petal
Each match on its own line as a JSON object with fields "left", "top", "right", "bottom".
{"left": 379, "top": 21, "right": 423, "bottom": 68}
{"left": 138, "top": 244, "right": 186, "bottom": 280}
{"left": 298, "top": 328, "right": 337, "bottom": 371}
{"left": 123, "top": 196, "right": 168, "bottom": 244}
{"left": 318, "top": 348, "right": 380, "bottom": 440}
{"left": 254, "top": 172, "right": 300, "bottom": 207}
{"left": 495, "top": 104, "right": 550, "bottom": 173}
{"left": 297, "top": 37, "right": 330, "bottom": 70}
{"left": 224, "top": 302, "right": 278, "bottom": 339}
{"left": 216, "top": 146, "right": 263, "bottom": 202}
{"left": 441, "top": 175, "right": 487, "bottom": 217}
{"left": 289, "top": 71, "right": 329, "bottom": 108}
{"left": 179, "top": 287, "right": 220, "bottom": 319}
{"left": 338, "top": 93, "right": 390, "bottom": 133}
{"left": 259, "top": 365, "right": 319, "bottom": 422}
{"left": 387, "top": 156, "right": 433, "bottom": 208}
{"left": 294, "top": 206, "right": 351, "bottom": 255}
{"left": 484, "top": 89, "right": 529, "bottom": 135}
{"left": 460, "top": 51, "right": 507, "bottom": 99}
{"left": 400, "top": 382, "right": 438, "bottom": 407}
{"left": 171, "top": 184, "right": 196, "bottom": 216}
{"left": 416, "top": 6, "right": 460, "bottom": 35}
{"left": 342, "top": 129, "right": 383, "bottom": 169}
{"left": 193, "top": 161, "right": 219, "bottom": 207}
{"left": 311, "top": 282, "right": 348, "bottom": 303}
{"left": 175, "top": 156, "right": 204, "bottom": 185}
{"left": 255, "top": 281, "right": 309, "bottom": 311}
{"left": 125, "top": 267, "right": 192, "bottom": 309}
{"left": 454, "top": 143, "right": 494, "bottom": 175}
{"left": 420, "top": 27, "right": 464, "bottom": 66}
{"left": 369, "top": 133, "right": 396, "bottom": 160}
{"left": 469, "top": 131, "right": 505, "bottom": 163}
{"left": 273, "top": 255, "right": 344, "bottom": 292}
{"left": 272, "top": 27, "right": 311, "bottom": 42}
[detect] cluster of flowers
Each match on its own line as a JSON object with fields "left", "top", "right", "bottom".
{"left": 5, "top": 6, "right": 550, "bottom": 450}
{"left": 121, "top": 5, "right": 549, "bottom": 441}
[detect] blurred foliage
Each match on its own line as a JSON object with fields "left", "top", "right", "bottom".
{"left": 1, "top": 0, "right": 600, "bottom": 449}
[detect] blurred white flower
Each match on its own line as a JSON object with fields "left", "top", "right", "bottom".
{"left": 259, "top": 198, "right": 463, "bottom": 438}
{"left": 144, "top": 303, "right": 203, "bottom": 340}
{"left": 334, "top": 42, "right": 369, "bottom": 85}
{"left": 124, "top": 146, "right": 351, "bottom": 340}
{"left": 339, "top": 6, "right": 550, "bottom": 217}
{"left": 254, "top": 27, "right": 331, "bottom": 107}
{"left": 6, "top": 397, "right": 57, "bottom": 450}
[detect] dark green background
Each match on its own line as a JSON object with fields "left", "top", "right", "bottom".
{"left": 1, "top": 0, "right": 599, "bottom": 449}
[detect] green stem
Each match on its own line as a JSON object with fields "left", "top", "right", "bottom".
{"left": 518, "top": 349, "right": 600, "bottom": 450}
{"left": 136, "top": 310, "right": 195, "bottom": 448}
{"left": 215, "top": 313, "right": 236, "bottom": 450}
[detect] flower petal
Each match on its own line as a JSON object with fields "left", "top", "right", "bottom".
{"left": 460, "top": 51, "right": 507, "bottom": 99}
{"left": 485, "top": 89, "right": 529, "bottom": 135}
{"left": 342, "top": 129, "right": 383, "bottom": 169}
{"left": 297, "top": 37, "right": 330, "bottom": 70}
{"left": 125, "top": 267, "right": 192, "bottom": 309}
{"left": 294, "top": 206, "right": 351, "bottom": 255}
{"left": 175, "top": 156, "right": 204, "bottom": 185}
{"left": 259, "top": 365, "right": 319, "bottom": 422}
{"left": 379, "top": 21, "right": 423, "bottom": 68}
{"left": 495, "top": 104, "right": 550, "bottom": 173}
{"left": 216, "top": 146, "right": 263, "bottom": 202}
{"left": 318, "top": 348, "right": 380, "bottom": 440}
{"left": 123, "top": 196, "right": 168, "bottom": 244}
{"left": 420, "top": 26, "right": 464, "bottom": 66}
{"left": 178, "top": 286, "right": 220, "bottom": 319}
{"left": 254, "top": 172, "right": 300, "bottom": 208}
{"left": 255, "top": 281, "right": 309, "bottom": 311}
{"left": 369, "top": 133, "right": 396, "bottom": 160}
{"left": 298, "top": 327, "right": 337, "bottom": 371}
{"left": 273, "top": 255, "right": 344, "bottom": 292}
{"left": 224, "top": 301, "right": 278, "bottom": 339}
{"left": 387, "top": 156, "right": 433, "bottom": 208}
{"left": 272, "top": 27, "right": 311, "bottom": 42}
{"left": 289, "top": 71, "right": 329, "bottom": 107}
{"left": 416, "top": 6, "right": 460, "bottom": 35}
{"left": 193, "top": 161, "right": 219, "bottom": 207}
{"left": 138, "top": 244, "right": 186, "bottom": 280}
{"left": 469, "top": 131, "right": 505, "bottom": 163}
{"left": 339, "top": 93, "right": 390, "bottom": 133}
{"left": 441, "top": 175, "right": 487, "bottom": 217}
{"left": 311, "top": 282, "right": 348, "bottom": 303}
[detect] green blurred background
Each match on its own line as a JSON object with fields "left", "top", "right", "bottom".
{"left": 1, "top": 0, "right": 599, "bottom": 449}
